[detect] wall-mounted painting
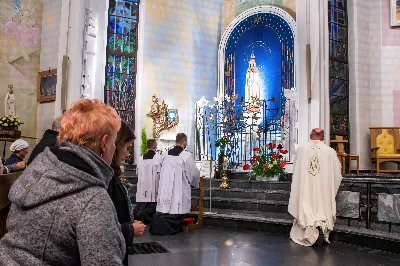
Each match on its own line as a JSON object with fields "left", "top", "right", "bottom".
{"left": 37, "top": 69, "right": 57, "bottom": 103}
{"left": 391, "top": 0, "right": 400, "bottom": 26}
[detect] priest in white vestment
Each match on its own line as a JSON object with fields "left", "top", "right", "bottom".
{"left": 134, "top": 139, "right": 163, "bottom": 224}
{"left": 288, "top": 128, "right": 343, "bottom": 246}
{"left": 150, "top": 133, "right": 200, "bottom": 235}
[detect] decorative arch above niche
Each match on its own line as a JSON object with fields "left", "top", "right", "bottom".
{"left": 217, "top": 6, "right": 298, "bottom": 162}
{"left": 218, "top": 6, "right": 296, "bottom": 100}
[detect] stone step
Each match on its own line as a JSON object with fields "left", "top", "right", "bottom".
{"left": 216, "top": 172, "right": 283, "bottom": 180}
{"left": 127, "top": 180, "right": 400, "bottom": 202}
{"left": 126, "top": 180, "right": 397, "bottom": 202}
{"left": 227, "top": 172, "right": 293, "bottom": 180}
{"left": 203, "top": 208, "right": 292, "bottom": 224}
{"left": 204, "top": 179, "right": 400, "bottom": 194}
{"left": 126, "top": 176, "right": 137, "bottom": 183}
{"left": 127, "top": 184, "right": 392, "bottom": 202}
{"left": 202, "top": 208, "right": 400, "bottom": 245}
{"left": 128, "top": 183, "right": 387, "bottom": 211}
{"left": 204, "top": 179, "right": 292, "bottom": 190}
{"left": 127, "top": 176, "right": 400, "bottom": 192}
{"left": 130, "top": 187, "right": 381, "bottom": 204}
{"left": 203, "top": 208, "right": 398, "bottom": 234}
{"left": 192, "top": 196, "right": 289, "bottom": 213}
{"left": 192, "top": 187, "right": 290, "bottom": 201}
{"left": 192, "top": 196, "right": 381, "bottom": 219}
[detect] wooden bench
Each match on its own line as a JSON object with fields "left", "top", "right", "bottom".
{"left": 0, "top": 172, "right": 22, "bottom": 239}
{"left": 184, "top": 176, "right": 204, "bottom": 232}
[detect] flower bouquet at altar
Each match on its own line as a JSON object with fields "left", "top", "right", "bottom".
{"left": 215, "top": 135, "right": 232, "bottom": 178}
{"left": 215, "top": 135, "right": 230, "bottom": 151}
{"left": 215, "top": 135, "right": 232, "bottom": 161}
{"left": 243, "top": 143, "right": 288, "bottom": 181}
{"left": 0, "top": 115, "right": 23, "bottom": 140}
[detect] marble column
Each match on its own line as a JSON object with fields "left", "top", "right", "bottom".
{"left": 309, "top": 0, "right": 330, "bottom": 145}
{"left": 55, "top": 0, "right": 108, "bottom": 117}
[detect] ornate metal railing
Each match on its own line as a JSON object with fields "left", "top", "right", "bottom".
{"left": 195, "top": 96, "right": 298, "bottom": 168}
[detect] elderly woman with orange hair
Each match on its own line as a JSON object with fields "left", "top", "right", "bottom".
{"left": 0, "top": 99, "right": 126, "bottom": 266}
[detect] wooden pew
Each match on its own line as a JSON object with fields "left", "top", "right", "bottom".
{"left": 184, "top": 176, "right": 204, "bottom": 232}
{"left": 0, "top": 172, "right": 22, "bottom": 239}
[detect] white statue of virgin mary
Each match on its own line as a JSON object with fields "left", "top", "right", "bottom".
{"left": 244, "top": 52, "right": 261, "bottom": 103}
{"left": 5, "top": 85, "right": 16, "bottom": 117}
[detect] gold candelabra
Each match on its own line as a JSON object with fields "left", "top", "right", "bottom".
{"left": 220, "top": 156, "right": 230, "bottom": 189}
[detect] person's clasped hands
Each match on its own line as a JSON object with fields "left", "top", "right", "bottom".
{"left": 133, "top": 220, "right": 145, "bottom": 237}
{"left": 16, "top": 161, "right": 26, "bottom": 170}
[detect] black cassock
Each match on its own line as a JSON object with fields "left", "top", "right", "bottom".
{"left": 133, "top": 202, "right": 157, "bottom": 225}
{"left": 149, "top": 212, "right": 187, "bottom": 235}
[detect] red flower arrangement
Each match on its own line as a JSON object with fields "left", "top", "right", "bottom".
{"left": 250, "top": 155, "right": 259, "bottom": 165}
{"left": 215, "top": 135, "right": 230, "bottom": 148}
{"left": 244, "top": 143, "right": 288, "bottom": 179}
{"left": 268, "top": 143, "right": 276, "bottom": 150}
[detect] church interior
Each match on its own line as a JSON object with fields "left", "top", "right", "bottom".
{"left": 2, "top": 0, "right": 400, "bottom": 265}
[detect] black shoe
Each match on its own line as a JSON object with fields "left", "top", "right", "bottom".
{"left": 315, "top": 227, "right": 324, "bottom": 247}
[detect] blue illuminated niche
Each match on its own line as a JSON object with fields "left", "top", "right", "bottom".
{"left": 223, "top": 12, "right": 295, "bottom": 119}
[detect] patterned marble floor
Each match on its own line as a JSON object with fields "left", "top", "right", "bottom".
{"left": 128, "top": 227, "right": 400, "bottom": 266}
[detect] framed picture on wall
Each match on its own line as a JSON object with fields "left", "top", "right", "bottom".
{"left": 37, "top": 69, "right": 57, "bottom": 103}
{"left": 391, "top": 0, "right": 400, "bottom": 26}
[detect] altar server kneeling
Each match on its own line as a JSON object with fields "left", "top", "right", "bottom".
{"left": 134, "top": 139, "right": 162, "bottom": 224}
{"left": 150, "top": 133, "right": 200, "bottom": 235}
{"left": 288, "top": 128, "right": 343, "bottom": 247}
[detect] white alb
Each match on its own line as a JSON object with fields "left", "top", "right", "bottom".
{"left": 156, "top": 151, "right": 200, "bottom": 214}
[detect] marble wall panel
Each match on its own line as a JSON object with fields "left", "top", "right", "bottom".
{"left": 336, "top": 191, "right": 360, "bottom": 219}
{"left": 378, "top": 193, "right": 400, "bottom": 224}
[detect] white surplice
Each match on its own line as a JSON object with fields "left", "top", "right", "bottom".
{"left": 288, "top": 140, "right": 343, "bottom": 246}
{"left": 136, "top": 154, "right": 163, "bottom": 202}
{"left": 156, "top": 151, "right": 200, "bottom": 214}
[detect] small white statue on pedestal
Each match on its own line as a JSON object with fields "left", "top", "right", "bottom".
{"left": 5, "top": 84, "right": 16, "bottom": 117}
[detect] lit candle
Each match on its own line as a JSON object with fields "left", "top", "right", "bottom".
{"left": 223, "top": 156, "right": 228, "bottom": 170}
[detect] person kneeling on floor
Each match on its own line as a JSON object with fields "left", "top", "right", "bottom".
{"left": 150, "top": 133, "right": 200, "bottom": 235}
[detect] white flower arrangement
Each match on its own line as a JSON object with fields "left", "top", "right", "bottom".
{"left": 0, "top": 115, "right": 23, "bottom": 128}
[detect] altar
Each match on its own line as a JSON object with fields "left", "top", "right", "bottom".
{"left": 194, "top": 7, "right": 298, "bottom": 172}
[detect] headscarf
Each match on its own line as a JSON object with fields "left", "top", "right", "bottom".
{"left": 10, "top": 139, "right": 29, "bottom": 152}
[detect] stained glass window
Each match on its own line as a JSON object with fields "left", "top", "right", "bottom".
{"left": 328, "top": 0, "right": 349, "bottom": 147}
{"left": 105, "top": 0, "right": 139, "bottom": 160}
